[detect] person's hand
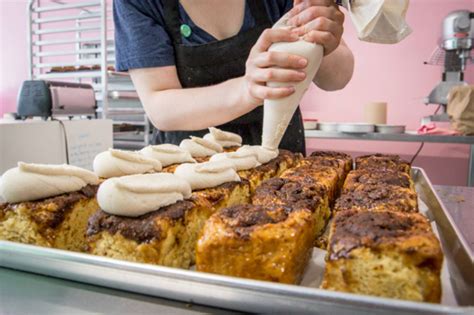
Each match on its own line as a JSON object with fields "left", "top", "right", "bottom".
{"left": 288, "top": 0, "right": 344, "bottom": 55}
{"left": 241, "top": 28, "right": 308, "bottom": 108}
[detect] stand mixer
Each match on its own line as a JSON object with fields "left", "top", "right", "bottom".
{"left": 423, "top": 10, "right": 473, "bottom": 123}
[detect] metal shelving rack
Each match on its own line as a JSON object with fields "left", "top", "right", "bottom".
{"left": 27, "top": 0, "right": 151, "bottom": 149}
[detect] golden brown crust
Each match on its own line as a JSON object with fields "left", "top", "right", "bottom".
{"left": 343, "top": 169, "right": 414, "bottom": 192}
{"left": 252, "top": 177, "right": 324, "bottom": 211}
{"left": 238, "top": 150, "right": 301, "bottom": 193}
{"left": 334, "top": 183, "right": 418, "bottom": 213}
{"left": 1, "top": 185, "right": 97, "bottom": 233}
{"left": 87, "top": 197, "right": 214, "bottom": 268}
{"left": 308, "top": 150, "right": 352, "bottom": 172}
{"left": 217, "top": 204, "right": 292, "bottom": 239}
{"left": 196, "top": 204, "right": 316, "bottom": 284}
{"left": 322, "top": 210, "right": 443, "bottom": 302}
{"left": 87, "top": 200, "right": 195, "bottom": 243}
{"left": 281, "top": 165, "right": 339, "bottom": 204}
{"left": 310, "top": 150, "right": 352, "bottom": 160}
{"left": 328, "top": 210, "right": 439, "bottom": 260}
{"left": 355, "top": 154, "right": 411, "bottom": 174}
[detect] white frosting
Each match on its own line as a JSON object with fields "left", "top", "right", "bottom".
{"left": 210, "top": 151, "right": 260, "bottom": 171}
{"left": 237, "top": 145, "right": 279, "bottom": 164}
{"left": 140, "top": 144, "right": 195, "bottom": 167}
{"left": 262, "top": 13, "right": 324, "bottom": 151}
{"left": 179, "top": 136, "right": 223, "bottom": 158}
{"left": 97, "top": 173, "right": 192, "bottom": 217}
{"left": 93, "top": 149, "right": 162, "bottom": 178}
{"left": 174, "top": 160, "right": 240, "bottom": 190}
{"left": 203, "top": 127, "right": 242, "bottom": 148}
{"left": 0, "top": 162, "right": 99, "bottom": 203}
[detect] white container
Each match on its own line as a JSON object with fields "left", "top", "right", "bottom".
{"left": 318, "top": 122, "right": 339, "bottom": 132}
{"left": 338, "top": 123, "right": 375, "bottom": 133}
{"left": 375, "top": 124, "right": 406, "bottom": 134}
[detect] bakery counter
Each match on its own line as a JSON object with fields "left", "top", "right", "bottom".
{"left": 1, "top": 184, "right": 473, "bottom": 314}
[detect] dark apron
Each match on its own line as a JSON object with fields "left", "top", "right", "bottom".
{"left": 157, "top": 0, "right": 306, "bottom": 154}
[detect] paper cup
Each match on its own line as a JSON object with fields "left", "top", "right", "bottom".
{"left": 364, "top": 102, "right": 387, "bottom": 125}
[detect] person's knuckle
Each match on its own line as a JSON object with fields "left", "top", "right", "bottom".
{"left": 267, "top": 51, "right": 277, "bottom": 62}
{"left": 321, "top": 32, "right": 332, "bottom": 42}
{"left": 265, "top": 69, "right": 274, "bottom": 80}
{"left": 287, "top": 55, "right": 298, "bottom": 66}
{"left": 308, "top": 7, "right": 320, "bottom": 19}
{"left": 314, "top": 17, "right": 326, "bottom": 29}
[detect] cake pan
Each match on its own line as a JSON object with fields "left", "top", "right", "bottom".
{"left": 375, "top": 124, "right": 406, "bottom": 134}
{"left": 338, "top": 123, "right": 375, "bottom": 133}
{"left": 318, "top": 122, "right": 339, "bottom": 132}
{"left": 1, "top": 168, "right": 472, "bottom": 314}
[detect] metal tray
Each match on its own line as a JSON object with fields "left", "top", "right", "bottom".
{"left": 1, "top": 168, "right": 473, "bottom": 314}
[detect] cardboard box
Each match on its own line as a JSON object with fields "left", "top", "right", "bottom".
{"left": 0, "top": 119, "right": 113, "bottom": 174}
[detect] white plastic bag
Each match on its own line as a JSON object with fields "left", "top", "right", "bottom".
{"left": 341, "top": 0, "right": 412, "bottom": 44}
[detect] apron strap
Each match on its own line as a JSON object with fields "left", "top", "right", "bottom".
{"left": 162, "top": 0, "right": 272, "bottom": 45}
{"left": 247, "top": 0, "right": 272, "bottom": 26}
{"left": 162, "top": 0, "right": 183, "bottom": 44}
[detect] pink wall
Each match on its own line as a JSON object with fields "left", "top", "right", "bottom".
{"left": 1, "top": 0, "right": 473, "bottom": 185}
{"left": 0, "top": 0, "right": 29, "bottom": 115}
{"left": 300, "top": 0, "right": 473, "bottom": 185}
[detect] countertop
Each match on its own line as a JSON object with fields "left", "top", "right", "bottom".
{"left": 1, "top": 185, "right": 473, "bottom": 315}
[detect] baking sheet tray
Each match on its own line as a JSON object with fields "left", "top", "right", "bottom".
{"left": 1, "top": 168, "right": 473, "bottom": 314}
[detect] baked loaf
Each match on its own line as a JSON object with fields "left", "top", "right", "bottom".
{"left": 355, "top": 154, "right": 411, "bottom": 174}
{"left": 87, "top": 198, "right": 212, "bottom": 268}
{"left": 196, "top": 204, "right": 315, "bottom": 284}
{"left": 252, "top": 176, "right": 329, "bottom": 238}
{"left": 281, "top": 165, "right": 339, "bottom": 205}
{"left": 191, "top": 180, "right": 251, "bottom": 214}
{"left": 309, "top": 150, "right": 352, "bottom": 174}
{"left": 321, "top": 210, "right": 443, "bottom": 303}
{"left": 299, "top": 158, "right": 346, "bottom": 192}
{"left": 238, "top": 149, "right": 301, "bottom": 193}
{"left": 343, "top": 169, "right": 415, "bottom": 193}
{"left": 334, "top": 183, "right": 418, "bottom": 213}
{"left": 1, "top": 185, "right": 98, "bottom": 251}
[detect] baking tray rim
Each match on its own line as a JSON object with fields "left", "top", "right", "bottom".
{"left": 0, "top": 239, "right": 470, "bottom": 315}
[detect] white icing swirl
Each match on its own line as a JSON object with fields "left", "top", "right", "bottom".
{"left": 140, "top": 144, "right": 195, "bottom": 167}
{"left": 237, "top": 145, "right": 279, "bottom": 164}
{"left": 203, "top": 127, "right": 242, "bottom": 148}
{"left": 174, "top": 160, "right": 240, "bottom": 190}
{"left": 179, "top": 136, "right": 223, "bottom": 158}
{"left": 97, "top": 173, "right": 191, "bottom": 217}
{"left": 210, "top": 151, "right": 260, "bottom": 171}
{"left": 93, "top": 149, "right": 162, "bottom": 178}
{"left": 0, "top": 162, "right": 99, "bottom": 203}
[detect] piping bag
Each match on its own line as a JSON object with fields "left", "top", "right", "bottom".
{"left": 261, "top": 14, "right": 324, "bottom": 151}
{"left": 261, "top": 0, "right": 412, "bottom": 151}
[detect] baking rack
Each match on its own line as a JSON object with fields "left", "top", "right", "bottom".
{"left": 27, "top": 0, "right": 151, "bottom": 149}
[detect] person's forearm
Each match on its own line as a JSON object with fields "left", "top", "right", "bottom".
{"left": 313, "top": 40, "right": 354, "bottom": 91}
{"left": 141, "top": 77, "right": 254, "bottom": 131}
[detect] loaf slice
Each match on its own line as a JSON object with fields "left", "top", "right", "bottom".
{"left": 321, "top": 210, "right": 443, "bottom": 303}
{"left": 0, "top": 185, "right": 99, "bottom": 252}
{"left": 196, "top": 204, "right": 315, "bottom": 284}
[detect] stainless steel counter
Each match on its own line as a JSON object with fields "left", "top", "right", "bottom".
{"left": 1, "top": 185, "right": 473, "bottom": 315}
